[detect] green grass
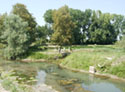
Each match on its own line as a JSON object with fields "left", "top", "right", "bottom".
{"left": 61, "top": 45, "right": 125, "bottom": 78}
{"left": 28, "top": 52, "right": 50, "bottom": 59}
{"left": 109, "top": 62, "right": 125, "bottom": 78}
{"left": 27, "top": 50, "right": 60, "bottom": 60}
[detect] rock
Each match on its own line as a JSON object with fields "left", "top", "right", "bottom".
{"left": 89, "top": 66, "right": 96, "bottom": 73}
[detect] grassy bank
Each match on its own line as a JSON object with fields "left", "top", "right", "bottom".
{"left": 61, "top": 45, "right": 125, "bottom": 78}
{"left": 2, "top": 44, "right": 124, "bottom": 79}
{"left": 24, "top": 45, "right": 125, "bottom": 78}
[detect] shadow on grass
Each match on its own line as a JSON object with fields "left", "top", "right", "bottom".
{"left": 20, "top": 45, "right": 48, "bottom": 59}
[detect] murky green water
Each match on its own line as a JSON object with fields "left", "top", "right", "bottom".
{"left": 0, "top": 59, "right": 125, "bottom": 92}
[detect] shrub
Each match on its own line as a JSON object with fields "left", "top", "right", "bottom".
{"left": 2, "top": 14, "right": 30, "bottom": 60}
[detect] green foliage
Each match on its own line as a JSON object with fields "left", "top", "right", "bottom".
{"left": 43, "top": 10, "right": 54, "bottom": 39}
{"left": 116, "top": 36, "right": 125, "bottom": 50}
{"left": 12, "top": 3, "right": 37, "bottom": 43}
{"left": 2, "top": 14, "right": 30, "bottom": 60}
{"left": 52, "top": 5, "right": 75, "bottom": 46}
{"left": 0, "top": 69, "right": 33, "bottom": 92}
{"left": 44, "top": 7, "right": 125, "bottom": 45}
{"left": 87, "top": 12, "right": 117, "bottom": 44}
{"left": 0, "top": 13, "right": 7, "bottom": 43}
{"left": 34, "top": 25, "right": 54, "bottom": 45}
{"left": 27, "top": 51, "right": 59, "bottom": 60}
{"left": 0, "top": 43, "right": 5, "bottom": 49}
{"left": 34, "top": 25, "right": 48, "bottom": 46}
{"left": 62, "top": 45, "right": 125, "bottom": 78}
{"left": 44, "top": 9, "right": 54, "bottom": 24}
{"left": 109, "top": 62, "right": 125, "bottom": 78}
{"left": 28, "top": 52, "right": 49, "bottom": 59}
{"left": 69, "top": 8, "right": 85, "bottom": 44}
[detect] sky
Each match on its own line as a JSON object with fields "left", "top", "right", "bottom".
{"left": 0, "top": 0, "right": 125, "bottom": 26}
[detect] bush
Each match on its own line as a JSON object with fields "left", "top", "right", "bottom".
{"left": 2, "top": 14, "right": 30, "bottom": 60}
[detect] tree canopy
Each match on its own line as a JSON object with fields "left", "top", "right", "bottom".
{"left": 51, "top": 6, "right": 75, "bottom": 46}
{"left": 2, "top": 14, "right": 30, "bottom": 60}
{"left": 44, "top": 7, "right": 125, "bottom": 45}
{"left": 12, "top": 3, "right": 37, "bottom": 43}
{"left": 0, "top": 4, "right": 125, "bottom": 59}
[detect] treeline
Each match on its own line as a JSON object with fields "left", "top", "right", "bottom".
{"left": 44, "top": 6, "right": 125, "bottom": 45}
{"left": 0, "top": 4, "right": 125, "bottom": 59}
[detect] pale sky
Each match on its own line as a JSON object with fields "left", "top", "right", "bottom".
{"left": 0, "top": 0, "right": 124, "bottom": 26}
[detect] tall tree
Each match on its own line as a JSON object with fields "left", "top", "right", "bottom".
{"left": 0, "top": 13, "right": 7, "bottom": 43}
{"left": 44, "top": 9, "right": 54, "bottom": 24}
{"left": 35, "top": 25, "right": 49, "bottom": 46}
{"left": 81, "top": 9, "right": 93, "bottom": 44}
{"left": 69, "top": 8, "right": 85, "bottom": 44}
{"left": 43, "top": 9, "right": 54, "bottom": 39}
{"left": 112, "top": 14, "right": 124, "bottom": 40}
{"left": 43, "top": 6, "right": 125, "bottom": 45}
{"left": 11, "top": 3, "right": 37, "bottom": 43}
{"left": 2, "top": 14, "right": 30, "bottom": 60}
{"left": 88, "top": 11, "right": 117, "bottom": 44}
{"left": 52, "top": 5, "right": 75, "bottom": 49}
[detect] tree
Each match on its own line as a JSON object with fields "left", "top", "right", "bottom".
{"left": 35, "top": 25, "right": 49, "bottom": 46}
{"left": 69, "top": 8, "right": 85, "bottom": 44}
{"left": 52, "top": 6, "right": 75, "bottom": 51}
{"left": 87, "top": 11, "right": 117, "bottom": 44}
{"left": 11, "top": 3, "right": 37, "bottom": 43}
{"left": 112, "top": 14, "right": 124, "bottom": 40}
{"left": 44, "top": 6, "right": 125, "bottom": 45}
{"left": 2, "top": 14, "right": 30, "bottom": 60}
{"left": 0, "top": 13, "right": 7, "bottom": 43}
{"left": 44, "top": 9, "right": 54, "bottom": 24}
{"left": 43, "top": 10, "right": 54, "bottom": 39}
{"left": 80, "top": 9, "right": 93, "bottom": 44}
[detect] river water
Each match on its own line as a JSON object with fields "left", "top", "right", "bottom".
{"left": 0, "top": 60, "right": 125, "bottom": 92}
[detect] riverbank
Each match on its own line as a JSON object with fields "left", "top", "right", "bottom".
{"left": 0, "top": 45, "right": 125, "bottom": 92}
{"left": 21, "top": 45, "right": 125, "bottom": 80}
{"left": 0, "top": 57, "right": 125, "bottom": 92}
{"left": 61, "top": 45, "right": 125, "bottom": 79}
{"left": 20, "top": 58, "right": 125, "bottom": 82}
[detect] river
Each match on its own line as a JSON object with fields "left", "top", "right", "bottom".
{"left": 0, "top": 59, "right": 125, "bottom": 92}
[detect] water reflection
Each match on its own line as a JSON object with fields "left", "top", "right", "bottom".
{"left": 82, "top": 80, "right": 122, "bottom": 92}
{"left": 0, "top": 60, "right": 125, "bottom": 92}
{"left": 36, "top": 70, "right": 46, "bottom": 85}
